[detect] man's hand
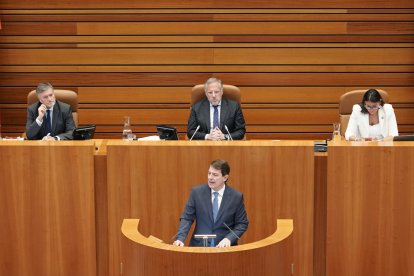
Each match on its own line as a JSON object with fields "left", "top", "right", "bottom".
{"left": 173, "top": 240, "right": 184, "bottom": 246}
{"left": 37, "top": 104, "right": 47, "bottom": 121}
{"left": 216, "top": 238, "right": 231, "bottom": 248}
{"left": 208, "top": 127, "right": 225, "bottom": 141}
{"left": 42, "top": 133, "right": 55, "bottom": 141}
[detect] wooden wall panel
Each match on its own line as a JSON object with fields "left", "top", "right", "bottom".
{"left": 0, "top": 141, "right": 96, "bottom": 276}
{"left": 0, "top": 3, "right": 413, "bottom": 140}
{"left": 1, "top": 0, "right": 414, "bottom": 9}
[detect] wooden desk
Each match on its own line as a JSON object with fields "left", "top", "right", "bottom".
{"left": 106, "top": 140, "right": 315, "bottom": 276}
{"left": 121, "top": 218, "right": 293, "bottom": 275}
{"left": 327, "top": 141, "right": 414, "bottom": 276}
{"left": 0, "top": 140, "right": 96, "bottom": 276}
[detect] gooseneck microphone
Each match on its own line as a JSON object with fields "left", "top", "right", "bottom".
{"left": 223, "top": 222, "right": 240, "bottom": 240}
{"left": 189, "top": 125, "right": 200, "bottom": 141}
{"left": 224, "top": 125, "right": 233, "bottom": 141}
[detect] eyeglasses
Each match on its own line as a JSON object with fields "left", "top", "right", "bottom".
{"left": 364, "top": 104, "right": 381, "bottom": 110}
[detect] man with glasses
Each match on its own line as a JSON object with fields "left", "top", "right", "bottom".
{"left": 345, "top": 88, "right": 398, "bottom": 141}
{"left": 187, "top": 77, "right": 246, "bottom": 140}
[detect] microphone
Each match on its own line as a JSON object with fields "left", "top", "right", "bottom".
{"left": 189, "top": 125, "right": 200, "bottom": 141}
{"left": 223, "top": 222, "right": 240, "bottom": 240}
{"left": 224, "top": 125, "right": 233, "bottom": 141}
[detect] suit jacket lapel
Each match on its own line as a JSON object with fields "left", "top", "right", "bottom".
{"left": 214, "top": 185, "right": 230, "bottom": 225}
{"left": 219, "top": 98, "right": 229, "bottom": 129}
{"left": 52, "top": 102, "right": 59, "bottom": 136}
{"left": 202, "top": 99, "right": 211, "bottom": 131}
{"left": 203, "top": 185, "right": 214, "bottom": 224}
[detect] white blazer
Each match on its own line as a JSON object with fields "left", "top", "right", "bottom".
{"left": 345, "top": 103, "right": 399, "bottom": 140}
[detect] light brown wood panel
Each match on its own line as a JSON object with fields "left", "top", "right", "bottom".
{"left": 213, "top": 48, "right": 414, "bottom": 64}
{"left": 2, "top": 65, "right": 414, "bottom": 73}
{"left": 106, "top": 140, "right": 314, "bottom": 276}
{"left": 121, "top": 219, "right": 293, "bottom": 275}
{"left": 348, "top": 22, "right": 414, "bottom": 34}
{"left": 94, "top": 154, "right": 108, "bottom": 276}
{"left": 0, "top": 35, "right": 215, "bottom": 43}
{"left": 0, "top": 73, "right": 412, "bottom": 86}
{"left": 3, "top": 42, "right": 414, "bottom": 49}
{"left": 6, "top": 47, "right": 413, "bottom": 65}
{"left": 2, "top": 13, "right": 414, "bottom": 22}
{"left": 78, "top": 87, "right": 190, "bottom": 103}
{"left": 214, "top": 35, "right": 414, "bottom": 43}
{"left": 0, "top": 141, "right": 96, "bottom": 276}
{"left": 241, "top": 87, "right": 414, "bottom": 103}
{"left": 0, "top": 49, "right": 214, "bottom": 65}
{"left": 327, "top": 142, "right": 414, "bottom": 276}
{"left": 79, "top": 109, "right": 189, "bottom": 125}
{"left": 0, "top": 22, "right": 77, "bottom": 35}
{"left": 314, "top": 155, "right": 328, "bottom": 276}
{"left": 1, "top": 0, "right": 414, "bottom": 9}
{"left": 77, "top": 22, "right": 347, "bottom": 35}
{"left": 2, "top": 34, "right": 413, "bottom": 44}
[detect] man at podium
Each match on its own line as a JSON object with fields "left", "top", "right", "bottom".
{"left": 173, "top": 160, "right": 249, "bottom": 247}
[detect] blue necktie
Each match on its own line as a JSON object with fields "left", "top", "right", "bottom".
{"left": 212, "top": 192, "right": 219, "bottom": 222}
{"left": 45, "top": 110, "right": 52, "bottom": 134}
{"left": 211, "top": 192, "right": 219, "bottom": 247}
{"left": 213, "top": 105, "right": 219, "bottom": 129}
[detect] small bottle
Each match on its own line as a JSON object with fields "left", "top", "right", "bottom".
{"left": 122, "top": 116, "right": 132, "bottom": 140}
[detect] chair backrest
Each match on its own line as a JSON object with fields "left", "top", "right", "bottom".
{"left": 339, "top": 89, "right": 389, "bottom": 136}
{"left": 191, "top": 84, "right": 241, "bottom": 106}
{"left": 28, "top": 89, "right": 79, "bottom": 127}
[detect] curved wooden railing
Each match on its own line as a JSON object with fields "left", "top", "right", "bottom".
{"left": 121, "top": 218, "right": 293, "bottom": 275}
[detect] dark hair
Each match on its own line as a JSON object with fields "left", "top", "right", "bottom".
{"left": 210, "top": 159, "right": 230, "bottom": 176}
{"left": 360, "top": 89, "right": 384, "bottom": 114}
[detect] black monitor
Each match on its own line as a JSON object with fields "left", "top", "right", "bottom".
{"left": 156, "top": 125, "right": 178, "bottom": 140}
{"left": 393, "top": 135, "right": 414, "bottom": 141}
{"left": 73, "top": 125, "right": 96, "bottom": 140}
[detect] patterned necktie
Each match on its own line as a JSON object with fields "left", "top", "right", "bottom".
{"left": 213, "top": 105, "right": 219, "bottom": 129}
{"left": 45, "top": 109, "right": 52, "bottom": 134}
{"left": 212, "top": 192, "right": 219, "bottom": 222}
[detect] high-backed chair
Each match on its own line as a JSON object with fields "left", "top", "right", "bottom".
{"left": 28, "top": 89, "right": 79, "bottom": 127}
{"left": 339, "top": 89, "right": 389, "bottom": 136}
{"left": 191, "top": 84, "right": 241, "bottom": 106}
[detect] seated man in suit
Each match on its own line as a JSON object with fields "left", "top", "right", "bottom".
{"left": 26, "top": 82, "right": 75, "bottom": 140}
{"left": 187, "top": 77, "right": 246, "bottom": 140}
{"left": 173, "top": 159, "right": 249, "bottom": 247}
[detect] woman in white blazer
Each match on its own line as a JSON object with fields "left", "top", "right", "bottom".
{"left": 345, "top": 89, "right": 398, "bottom": 141}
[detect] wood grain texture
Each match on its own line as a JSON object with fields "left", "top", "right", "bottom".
{"left": 0, "top": 5, "right": 413, "bottom": 140}
{"left": 106, "top": 140, "right": 314, "bottom": 276}
{"left": 0, "top": 141, "right": 96, "bottom": 276}
{"left": 1, "top": 48, "right": 413, "bottom": 65}
{"left": 121, "top": 219, "right": 294, "bottom": 275}
{"left": 327, "top": 142, "right": 414, "bottom": 276}
{"left": 1, "top": 0, "right": 413, "bottom": 9}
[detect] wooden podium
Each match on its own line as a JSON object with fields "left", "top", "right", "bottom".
{"left": 121, "top": 218, "right": 293, "bottom": 275}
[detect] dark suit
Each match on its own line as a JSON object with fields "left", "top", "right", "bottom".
{"left": 26, "top": 100, "right": 75, "bottom": 140}
{"left": 187, "top": 97, "right": 246, "bottom": 140}
{"left": 176, "top": 184, "right": 249, "bottom": 246}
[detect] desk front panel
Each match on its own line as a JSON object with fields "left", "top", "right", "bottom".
{"left": 107, "top": 140, "right": 314, "bottom": 276}
{"left": 0, "top": 141, "right": 96, "bottom": 276}
{"left": 327, "top": 142, "right": 414, "bottom": 276}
